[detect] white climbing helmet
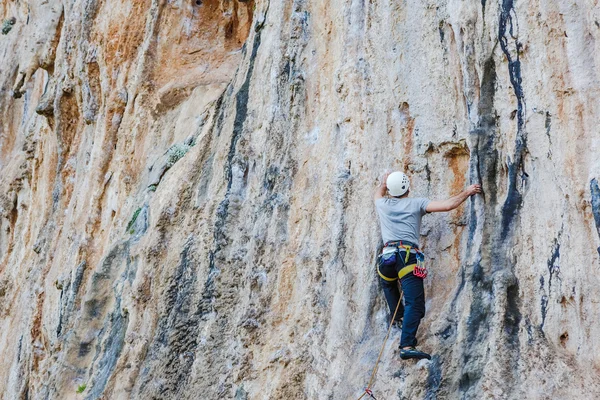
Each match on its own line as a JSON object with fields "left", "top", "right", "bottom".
{"left": 387, "top": 172, "right": 410, "bottom": 197}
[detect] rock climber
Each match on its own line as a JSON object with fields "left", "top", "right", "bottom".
{"left": 374, "top": 171, "right": 481, "bottom": 360}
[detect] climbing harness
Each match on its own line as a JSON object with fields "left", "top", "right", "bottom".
{"left": 377, "top": 241, "right": 428, "bottom": 281}
{"left": 355, "top": 290, "right": 403, "bottom": 400}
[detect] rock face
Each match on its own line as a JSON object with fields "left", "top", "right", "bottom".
{"left": 1, "top": 0, "right": 599, "bottom": 398}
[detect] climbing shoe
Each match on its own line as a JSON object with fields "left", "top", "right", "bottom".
{"left": 399, "top": 347, "right": 431, "bottom": 360}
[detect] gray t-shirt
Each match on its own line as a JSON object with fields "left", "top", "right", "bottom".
{"left": 375, "top": 197, "right": 430, "bottom": 246}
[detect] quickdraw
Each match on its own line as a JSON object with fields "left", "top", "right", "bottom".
{"left": 413, "top": 250, "right": 428, "bottom": 279}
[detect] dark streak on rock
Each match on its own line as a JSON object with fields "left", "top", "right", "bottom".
{"left": 221, "top": 28, "right": 262, "bottom": 207}
{"left": 544, "top": 112, "right": 551, "bottom": 141}
{"left": 263, "top": 165, "right": 279, "bottom": 193}
{"left": 282, "top": 60, "right": 291, "bottom": 81}
{"left": 459, "top": 7, "right": 528, "bottom": 388}
{"left": 140, "top": 239, "right": 203, "bottom": 396}
{"left": 540, "top": 230, "right": 561, "bottom": 330}
{"left": 474, "top": 57, "right": 499, "bottom": 208}
{"left": 201, "top": 27, "right": 264, "bottom": 318}
{"left": 590, "top": 178, "right": 600, "bottom": 240}
{"left": 227, "top": 30, "right": 263, "bottom": 193}
{"left": 79, "top": 341, "right": 93, "bottom": 357}
{"left": 56, "top": 292, "right": 65, "bottom": 337}
{"left": 540, "top": 294, "right": 549, "bottom": 330}
{"left": 198, "top": 250, "right": 218, "bottom": 317}
{"left": 543, "top": 111, "right": 553, "bottom": 158}
{"left": 84, "top": 243, "right": 129, "bottom": 319}
{"left": 466, "top": 262, "right": 493, "bottom": 344}
{"left": 17, "top": 335, "right": 23, "bottom": 363}
{"left": 86, "top": 301, "right": 129, "bottom": 400}
{"left": 504, "top": 279, "right": 521, "bottom": 349}
{"left": 57, "top": 261, "right": 87, "bottom": 337}
{"left": 452, "top": 56, "right": 501, "bottom": 396}
{"left": 193, "top": 91, "right": 227, "bottom": 207}
{"left": 499, "top": 0, "right": 527, "bottom": 239}
{"left": 437, "top": 324, "right": 454, "bottom": 341}
{"left": 547, "top": 238, "right": 560, "bottom": 291}
{"left": 213, "top": 84, "right": 230, "bottom": 139}
{"left": 459, "top": 369, "right": 481, "bottom": 395}
{"left": 425, "top": 356, "right": 443, "bottom": 399}
{"left": 450, "top": 265, "right": 466, "bottom": 311}
{"left": 467, "top": 61, "right": 496, "bottom": 268}
{"left": 539, "top": 275, "right": 548, "bottom": 330}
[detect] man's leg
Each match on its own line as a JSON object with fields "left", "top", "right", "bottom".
{"left": 379, "top": 277, "right": 404, "bottom": 324}
{"left": 399, "top": 273, "right": 425, "bottom": 348}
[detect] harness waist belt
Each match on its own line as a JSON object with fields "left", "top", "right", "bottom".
{"left": 384, "top": 240, "right": 419, "bottom": 249}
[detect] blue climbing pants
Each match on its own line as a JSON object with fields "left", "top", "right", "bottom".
{"left": 398, "top": 273, "right": 425, "bottom": 347}
{"left": 378, "top": 243, "right": 426, "bottom": 348}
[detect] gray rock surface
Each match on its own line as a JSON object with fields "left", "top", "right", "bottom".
{"left": 1, "top": 0, "right": 599, "bottom": 398}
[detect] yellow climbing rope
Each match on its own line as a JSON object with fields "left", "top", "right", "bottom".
{"left": 356, "top": 291, "right": 404, "bottom": 400}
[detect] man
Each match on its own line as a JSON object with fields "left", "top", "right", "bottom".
{"left": 374, "top": 171, "right": 481, "bottom": 360}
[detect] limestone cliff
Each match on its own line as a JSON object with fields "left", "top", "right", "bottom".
{"left": 1, "top": 0, "right": 600, "bottom": 399}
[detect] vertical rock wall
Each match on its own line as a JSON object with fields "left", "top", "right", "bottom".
{"left": 1, "top": 0, "right": 599, "bottom": 398}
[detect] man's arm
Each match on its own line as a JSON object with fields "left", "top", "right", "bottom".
{"left": 426, "top": 184, "right": 482, "bottom": 212}
{"left": 374, "top": 172, "right": 390, "bottom": 201}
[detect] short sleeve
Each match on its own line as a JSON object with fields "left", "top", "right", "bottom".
{"left": 419, "top": 198, "right": 431, "bottom": 215}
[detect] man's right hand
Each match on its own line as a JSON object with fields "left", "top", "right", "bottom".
{"left": 466, "top": 184, "right": 482, "bottom": 196}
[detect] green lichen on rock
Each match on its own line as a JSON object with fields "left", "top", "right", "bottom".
{"left": 147, "top": 184, "right": 158, "bottom": 192}
{"left": 76, "top": 384, "right": 86, "bottom": 393}
{"left": 165, "top": 143, "right": 191, "bottom": 169}
{"left": 2, "top": 18, "right": 16, "bottom": 35}
{"left": 126, "top": 207, "right": 142, "bottom": 234}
